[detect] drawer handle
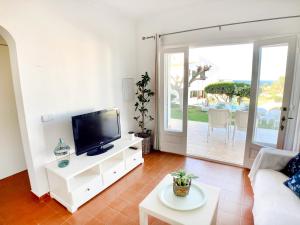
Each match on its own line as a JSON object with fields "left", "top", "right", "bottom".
{"left": 86, "top": 188, "right": 90, "bottom": 192}
{"left": 113, "top": 171, "right": 117, "bottom": 174}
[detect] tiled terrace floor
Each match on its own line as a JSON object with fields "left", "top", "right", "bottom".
{"left": 169, "top": 119, "right": 277, "bottom": 165}
{"left": 0, "top": 151, "right": 254, "bottom": 225}
{"left": 187, "top": 121, "right": 246, "bottom": 165}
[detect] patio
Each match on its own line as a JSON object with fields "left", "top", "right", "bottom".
{"left": 187, "top": 120, "right": 245, "bottom": 165}
{"left": 170, "top": 119, "right": 278, "bottom": 165}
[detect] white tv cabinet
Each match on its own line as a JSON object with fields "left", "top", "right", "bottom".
{"left": 45, "top": 137, "right": 143, "bottom": 213}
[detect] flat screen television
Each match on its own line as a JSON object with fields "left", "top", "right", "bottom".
{"left": 72, "top": 109, "right": 121, "bottom": 156}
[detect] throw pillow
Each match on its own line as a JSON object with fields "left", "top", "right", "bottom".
{"left": 281, "top": 153, "right": 300, "bottom": 177}
{"left": 284, "top": 171, "right": 300, "bottom": 198}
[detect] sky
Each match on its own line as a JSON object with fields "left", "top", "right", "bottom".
{"left": 189, "top": 43, "right": 288, "bottom": 81}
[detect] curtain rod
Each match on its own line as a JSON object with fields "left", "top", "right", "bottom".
{"left": 142, "top": 15, "right": 300, "bottom": 40}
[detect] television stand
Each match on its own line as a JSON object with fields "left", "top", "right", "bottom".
{"left": 87, "top": 144, "right": 114, "bottom": 156}
{"left": 45, "top": 137, "right": 143, "bottom": 213}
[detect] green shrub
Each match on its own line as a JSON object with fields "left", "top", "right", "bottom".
{"left": 204, "top": 82, "right": 250, "bottom": 103}
{"left": 235, "top": 83, "right": 251, "bottom": 98}
{"left": 205, "top": 82, "right": 236, "bottom": 98}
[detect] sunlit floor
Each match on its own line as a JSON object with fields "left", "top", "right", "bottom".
{"left": 169, "top": 119, "right": 277, "bottom": 165}
{"left": 187, "top": 121, "right": 245, "bottom": 165}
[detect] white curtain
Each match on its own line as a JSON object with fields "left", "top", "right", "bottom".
{"left": 153, "top": 34, "right": 161, "bottom": 150}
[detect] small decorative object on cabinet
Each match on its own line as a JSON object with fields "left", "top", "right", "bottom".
{"left": 128, "top": 131, "right": 135, "bottom": 140}
{"left": 171, "top": 169, "right": 198, "bottom": 197}
{"left": 54, "top": 138, "right": 70, "bottom": 168}
{"left": 133, "top": 72, "right": 154, "bottom": 154}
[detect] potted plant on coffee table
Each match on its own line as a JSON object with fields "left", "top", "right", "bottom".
{"left": 133, "top": 72, "right": 154, "bottom": 154}
{"left": 171, "top": 169, "right": 198, "bottom": 197}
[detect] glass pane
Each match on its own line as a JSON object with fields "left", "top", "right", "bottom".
{"left": 165, "top": 52, "right": 184, "bottom": 131}
{"left": 253, "top": 45, "right": 288, "bottom": 146}
{"left": 187, "top": 44, "right": 253, "bottom": 165}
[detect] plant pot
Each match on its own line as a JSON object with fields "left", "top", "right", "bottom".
{"left": 135, "top": 133, "right": 151, "bottom": 154}
{"left": 173, "top": 178, "right": 191, "bottom": 197}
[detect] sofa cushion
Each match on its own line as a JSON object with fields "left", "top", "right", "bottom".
{"left": 284, "top": 171, "right": 300, "bottom": 198}
{"left": 281, "top": 152, "right": 300, "bottom": 177}
{"left": 253, "top": 169, "right": 300, "bottom": 225}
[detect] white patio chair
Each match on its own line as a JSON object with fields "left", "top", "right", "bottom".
{"left": 232, "top": 110, "right": 248, "bottom": 143}
{"left": 207, "top": 109, "right": 231, "bottom": 143}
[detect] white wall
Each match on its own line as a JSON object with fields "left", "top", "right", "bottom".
{"left": 136, "top": 0, "right": 300, "bottom": 131}
{"left": 0, "top": 0, "right": 137, "bottom": 196}
{"left": 0, "top": 39, "right": 26, "bottom": 179}
{"left": 0, "top": 36, "right": 6, "bottom": 45}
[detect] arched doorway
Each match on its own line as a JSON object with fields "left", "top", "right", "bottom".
{"left": 0, "top": 35, "right": 26, "bottom": 179}
{"left": 0, "top": 26, "right": 35, "bottom": 191}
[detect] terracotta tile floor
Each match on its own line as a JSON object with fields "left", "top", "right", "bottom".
{"left": 0, "top": 151, "right": 254, "bottom": 225}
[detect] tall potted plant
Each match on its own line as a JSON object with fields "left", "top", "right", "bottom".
{"left": 133, "top": 72, "right": 154, "bottom": 154}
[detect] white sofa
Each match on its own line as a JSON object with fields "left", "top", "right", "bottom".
{"left": 249, "top": 148, "right": 300, "bottom": 225}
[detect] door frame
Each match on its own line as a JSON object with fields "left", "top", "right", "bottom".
{"left": 158, "top": 35, "right": 298, "bottom": 167}
{"left": 159, "top": 47, "right": 189, "bottom": 155}
{"left": 244, "top": 36, "right": 297, "bottom": 168}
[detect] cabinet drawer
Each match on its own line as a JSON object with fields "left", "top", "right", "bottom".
{"left": 126, "top": 151, "right": 142, "bottom": 169}
{"left": 71, "top": 179, "right": 102, "bottom": 206}
{"left": 102, "top": 162, "right": 125, "bottom": 185}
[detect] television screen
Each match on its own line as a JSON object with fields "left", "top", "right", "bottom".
{"left": 72, "top": 109, "right": 121, "bottom": 155}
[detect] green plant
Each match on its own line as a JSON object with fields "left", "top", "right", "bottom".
{"left": 204, "top": 82, "right": 250, "bottom": 104}
{"left": 171, "top": 169, "right": 198, "bottom": 186}
{"left": 235, "top": 83, "right": 251, "bottom": 105}
{"left": 133, "top": 72, "right": 154, "bottom": 135}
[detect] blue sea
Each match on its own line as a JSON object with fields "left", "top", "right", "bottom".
{"left": 233, "top": 80, "right": 273, "bottom": 85}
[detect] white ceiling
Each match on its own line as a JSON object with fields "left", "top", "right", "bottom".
{"left": 100, "top": 0, "right": 202, "bottom": 18}
{"left": 98, "top": 0, "right": 300, "bottom": 19}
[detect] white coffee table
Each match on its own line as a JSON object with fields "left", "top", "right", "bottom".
{"left": 139, "top": 175, "right": 220, "bottom": 225}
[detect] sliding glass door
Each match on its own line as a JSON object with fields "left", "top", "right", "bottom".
{"left": 186, "top": 43, "right": 253, "bottom": 165}
{"left": 159, "top": 47, "right": 189, "bottom": 155}
{"left": 159, "top": 36, "right": 297, "bottom": 167}
{"left": 245, "top": 36, "right": 297, "bottom": 167}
